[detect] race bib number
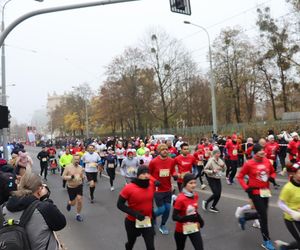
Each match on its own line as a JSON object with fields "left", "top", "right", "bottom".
{"left": 183, "top": 222, "right": 199, "bottom": 235}
{"left": 159, "top": 169, "right": 170, "bottom": 177}
{"left": 180, "top": 172, "right": 189, "bottom": 179}
{"left": 260, "top": 189, "right": 272, "bottom": 198}
{"left": 88, "top": 162, "right": 97, "bottom": 168}
{"left": 232, "top": 149, "right": 238, "bottom": 156}
{"left": 135, "top": 216, "right": 152, "bottom": 228}
{"left": 74, "top": 174, "right": 81, "bottom": 181}
{"left": 127, "top": 167, "right": 136, "bottom": 174}
{"left": 204, "top": 152, "right": 209, "bottom": 157}
{"left": 197, "top": 161, "right": 203, "bottom": 166}
{"left": 108, "top": 163, "right": 115, "bottom": 169}
{"left": 42, "top": 158, "right": 47, "bottom": 162}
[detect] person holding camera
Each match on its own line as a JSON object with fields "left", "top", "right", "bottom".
{"left": 62, "top": 154, "right": 85, "bottom": 222}
{"left": 0, "top": 172, "right": 66, "bottom": 250}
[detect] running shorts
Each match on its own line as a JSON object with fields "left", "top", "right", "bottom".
{"left": 67, "top": 184, "right": 83, "bottom": 201}
{"left": 154, "top": 191, "right": 172, "bottom": 207}
{"left": 86, "top": 172, "right": 98, "bottom": 182}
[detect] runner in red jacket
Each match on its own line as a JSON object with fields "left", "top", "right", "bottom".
{"left": 237, "top": 144, "right": 276, "bottom": 250}
{"left": 172, "top": 173, "right": 204, "bottom": 250}
{"left": 225, "top": 134, "right": 240, "bottom": 185}
{"left": 265, "top": 135, "right": 279, "bottom": 172}
{"left": 117, "top": 166, "right": 156, "bottom": 250}
{"left": 287, "top": 132, "right": 300, "bottom": 163}
{"left": 175, "top": 143, "right": 197, "bottom": 192}
{"left": 149, "top": 144, "right": 177, "bottom": 235}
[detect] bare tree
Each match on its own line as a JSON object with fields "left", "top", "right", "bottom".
{"left": 141, "top": 28, "right": 198, "bottom": 129}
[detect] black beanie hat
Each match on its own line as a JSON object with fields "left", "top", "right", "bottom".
{"left": 253, "top": 144, "right": 263, "bottom": 154}
{"left": 137, "top": 166, "right": 149, "bottom": 177}
{"left": 183, "top": 173, "right": 196, "bottom": 187}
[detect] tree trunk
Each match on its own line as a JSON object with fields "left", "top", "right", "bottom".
{"left": 280, "top": 69, "right": 288, "bottom": 112}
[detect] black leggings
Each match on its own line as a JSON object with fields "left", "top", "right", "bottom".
{"left": 226, "top": 160, "right": 238, "bottom": 183}
{"left": 177, "top": 182, "right": 183, "bottom": 192}
{"left": 244, "top": 195, "right": 269, "bottom": 241}
{"left": 206, "top": 177, "right": 221, "bottom": 207}
{"left": 40, "top": 164, "right": 48, "bottom": 179}
{"left": 196, "top": 166, "right": 204, "bottom": 185}
{"left": 279, "top": 154, "right": 286, "bottom": 171}
{"left": 284, "top": 219, "right": 300, "bottom": 249}
{"left": 106, "top": 167, "right": 116, "bottom": 186}
{"left": 125, "top": 218, "right": 155, "bottom": 250}
{"left": 174, "top": 231, "right": 203, "bottom": 250}
{"left": 61, "top": 167, "right": 66, "bottom": 188}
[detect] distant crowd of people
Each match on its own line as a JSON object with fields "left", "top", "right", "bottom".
{"left": 0, "top": 129, "right": 300, "bottom": 250}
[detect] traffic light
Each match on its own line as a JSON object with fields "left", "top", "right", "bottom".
{"left": 170, "top": 0, "right": 191, "bottom": 15}
{"left": 0, "top": 105, "right": 10, "bottom": 129}
{"left": 175, "top": 0, "right": 185, "bottom": 10}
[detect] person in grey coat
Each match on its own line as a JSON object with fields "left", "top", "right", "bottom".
{"left": 202, "top": 148, "right": 226, "bottom": 213}
{"left": 120, "top": 149, "right": 139, "bottom": 184}
{"left": 2, "top": 172, "right": 66, "bottom": 250}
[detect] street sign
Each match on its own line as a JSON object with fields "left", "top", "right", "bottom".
{"left": 170, "top": 0, "right": 191, "bottom": 15}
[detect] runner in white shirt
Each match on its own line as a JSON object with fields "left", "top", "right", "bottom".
{"left": 98, "top": 141, "right": 107, "bottom": 153}
{"left": 115, "top": 142, "right": 126, "bottom": 167}
{"left": 81, "top": 145, "right": 101, "bottom": 203}
{"left": 175, "top": 137, "right": 184, "bottom": 153}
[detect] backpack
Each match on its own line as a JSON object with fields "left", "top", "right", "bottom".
{"left": 0, "top": 199, "right": 40, "bottom": 250}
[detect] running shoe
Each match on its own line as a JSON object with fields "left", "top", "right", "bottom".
{"left": 238, "top": 217, "right": 246, "bottom": 230}
{"left": 209, "top": 207, "right": 219, "bottom": 213}
{"left": 261, "top": 240, "right": 275, "bottom": 250}
{"left": 274, "top": 240, "right": 288, "bottom": 250}
{"left": 274, "top": 184, "right": 280, "bottom": 190}
{"left": 110, "top": 186, "right": 115, "bottom": 191}
{"left": 235, "top": 207, "right": 243, "bottom": 219}
{"left": 200, "top": 184, "right": 206, "bottom": 190}
{"left": 252, "top": 219, "right": 261, "bottom": 229}
{"left": 226, "top": 178, "right": 231, "bottom": 185}
{"left": 202, "top": 200, "right": 208, "bottom": 211}
{"left": 159, "top": 225, "right": 169, "bottom": 235}
{"left": 66, "top": 203, "right": 71, "bottom": 212}
{"left": 76, "top": 214, "right": 83, "bottom": 222}
{"left": 280, "top": 169, "right": 287, "bottom": 176}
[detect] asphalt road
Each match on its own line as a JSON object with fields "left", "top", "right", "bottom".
{"left": 26, "top": 146, "right": 292, "bottom": 250}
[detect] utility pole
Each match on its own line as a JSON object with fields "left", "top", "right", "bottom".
{"left": 0, "top": 0, "right": 141, "bottom": 159}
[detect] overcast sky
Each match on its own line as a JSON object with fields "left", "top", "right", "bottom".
{"left": 2, "top": 0, "right": 289, "bottom": 124}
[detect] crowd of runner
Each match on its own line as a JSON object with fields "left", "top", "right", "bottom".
{"left": 0, "top": 129, "right": 300, "bottom": 250}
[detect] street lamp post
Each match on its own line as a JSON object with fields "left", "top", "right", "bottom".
{"left": 1, "top": 0, "right": 14, "bottom": 160}
{"left": 183, "top": 21, "right": 218, "bottom": 135}
{"left": 0, "top": 0, "right": 140, "bottom": 159}
{"left": 1, "top": 0, "right": 43, "bottom": 160}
